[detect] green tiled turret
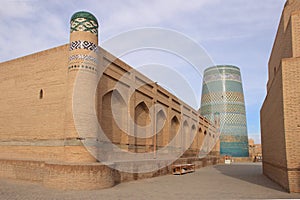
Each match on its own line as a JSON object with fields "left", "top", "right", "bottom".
{"left": 70, "top": 11, "right": 99, "bottom": 36}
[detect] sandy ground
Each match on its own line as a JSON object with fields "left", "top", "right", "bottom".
{"left": 0, "top": 162, "right": 300, "bottom": 200}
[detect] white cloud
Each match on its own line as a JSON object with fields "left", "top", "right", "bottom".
{"left": 98, "top": 0, "right": 217, "bottom": 38}
{"left": 0, "top": 0, "right": 285, "bottom": 61}
{"left": 0, "top": 1, "right": 69, "bottom": 61}
{"left": 0, "top": 1, "right": 35, "bottom": 18}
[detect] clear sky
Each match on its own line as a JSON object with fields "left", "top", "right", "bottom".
{"left": 0, "top": 0, "right": 286, "bottom": 143}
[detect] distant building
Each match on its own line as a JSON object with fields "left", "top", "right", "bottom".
{"left": 261, "top": 0, "right": 300, "bottom": 193}
{"left": 200, "top": 65, "right": 249, "bottom": 157}
{"left": 248, "top": 139, "right": 262, "bottom": 161}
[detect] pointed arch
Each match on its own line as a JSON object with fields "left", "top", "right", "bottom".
{"left": 183, "top": 120, "right": 189, "bottom": 149}
{"left": 191, "top": 124, "right": 197, "bottom": 149}
{"left": 134, "top": 101, "right": 150, "bottom": 126}
{"left": 191, "top": 124, "right": 196, "bottom": 135}
{"left": 198, "top": 126, "right": 205, "bottom": 149}
{"left": 134, "top": 101, "right": 151, "bottom": 152}
{"left": 156, "top": 109, "right": 167, "bottom": 148}
{"left": 196, "top": 126, "right": 201, "bottom": 149}
{"left": 170, "top": 116, "right": 180, "bottom": 149}
{"left": 101, "top": 90, "right": 127, "bottom": 145}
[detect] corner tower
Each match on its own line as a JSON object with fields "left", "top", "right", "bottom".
{"left": 69, "top": 11, "right": 99, "bottom": 71}
{"left": 64, "top": 11, "right": 100, "bottom": 162}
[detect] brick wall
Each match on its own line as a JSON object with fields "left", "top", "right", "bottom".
{"left": 0, "top": 159, "right": 115, "bottom": 190}
{"left": 0, "top": 45, "right": 96, "bottom": 163}
{"left": 261, "top": 0, "right": 300, "bottom": 193}
{"left": 282, "top": 57, "right": 300, "bottom": 192}
{"left": 0, "top": 45, "right": 67, "bottom": 140}
{"left": 261, "top": 65, "right": 287, "bottom": 169}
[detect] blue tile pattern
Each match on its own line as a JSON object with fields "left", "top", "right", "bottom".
{"left": 200, "top": 65, "right": 249, "bottom": 157}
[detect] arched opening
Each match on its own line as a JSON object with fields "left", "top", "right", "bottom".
{"left": 134, "top": 101, "right": 151, "bottom": 153}
{"left": 170, "top": 116, "right": 180, "bottom": 150}
{"left": 198, "top": 127, "right": 205, "bottom": 150}
{"left": 156, "top": 109, "right": 167, "bottom": 149}
{"left": 183, "top": 121, "right": 189, "bottom": 149}
{"left": 201, "top": 129, "right": 211, "bottom": 154}
{"left": 39, "top": 89, "right": 43, "bottom": 99}
{"left": 101, "top": 90, "right": 127, "bottom": 146}
{"left": 191, "top": 124, "right": 197, "bottom": 150}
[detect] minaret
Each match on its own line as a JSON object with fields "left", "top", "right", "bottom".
{"left": 69, "top": 11, "right": 99, "bottom": 73}
{"left": 64, "top": 11, "right": 99, "bottom": 162}
{"left": 200, "top": 65, "right": 249, "bottom": 157}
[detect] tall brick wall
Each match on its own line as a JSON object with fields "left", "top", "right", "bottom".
{"left": 268, "top": 12, "right": 293, "bottom": 90}
{"left": 0, "top": 45, "right": 67, "bottom": 139}
{"left": 0, "top": 44, "right": 96, "bottom": 163}
{"left": 291, "top": 11, "right": 300, "bottom": 57}
{"left": 282, "top": 57, "right": 300, "bottom": 192}
{"left": 96, "top": 48, "right": 219, "bottom": 158}
{"left": 261, "top": 65, "right": 289, "bottom": 189}
{"left": 0, "top": 45, "right": 69, "bottom": 162}
{"left": 0, "top": 43, "right": 220, "bottom": 163}
{"left": 261, "top": 0, "right": 300, "bottom": 193}
{"left": 267, "top": 0, "right": 300, "bottom": 90}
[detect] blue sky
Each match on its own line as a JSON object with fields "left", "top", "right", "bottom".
{"left": 0, "top": 0, "right": 286, "bottom": 143}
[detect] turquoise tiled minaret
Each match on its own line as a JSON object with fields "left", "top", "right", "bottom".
{"left": 200, "top": 65, "right": 249, "bottom": 157}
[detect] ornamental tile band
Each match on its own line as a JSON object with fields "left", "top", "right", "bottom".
{"left": 69, "top": 40, "right": 98, "bottom": 52}
{"left": 203, "top": 73, "right": 241, "bottom": 83}
{"left": 201, "top": 92, "right": 245, "bottom": 104}
{"left": 69, "top": 54, "right": 98, "bottom": 64}
{"left": 200, "top": 65, "right": 249, "bottom": 157}
{"left": 68, "top": 65, "right": 98, "bottom": 72}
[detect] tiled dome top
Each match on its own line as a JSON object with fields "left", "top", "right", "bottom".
{"left": 71, "top": 11, "right": 98, "bottom": 25}
{"left": 204, "top": 65, "right": 240, "bottom": 72}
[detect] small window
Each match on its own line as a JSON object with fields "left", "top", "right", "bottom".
{"left": 39, "top": 89, "right": 43, "bottom": 99}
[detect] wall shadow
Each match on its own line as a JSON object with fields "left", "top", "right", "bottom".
{"left": 214, "top": 163, "right": 287, "bottom": 192}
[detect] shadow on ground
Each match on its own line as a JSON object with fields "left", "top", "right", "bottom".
{"left": 214, "top": 163, "right": 287, "bottom": 192}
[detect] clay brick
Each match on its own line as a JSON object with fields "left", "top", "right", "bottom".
{"left": 261, "top": 0, "right": 300, "bottom": 193}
